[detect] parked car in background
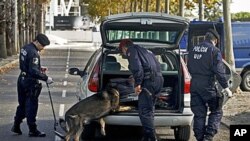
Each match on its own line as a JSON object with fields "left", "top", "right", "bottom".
{"left": 68, "top": 13, "right": 240, "bottom": 141}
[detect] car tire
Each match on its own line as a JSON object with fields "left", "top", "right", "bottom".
{"left": 241, "top": 70, "right": 250, "bottom": 91}
{"left": 174, "top": 125, "right": 191, "bottom": 141}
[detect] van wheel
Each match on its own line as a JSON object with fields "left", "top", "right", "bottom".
{"left": 174, "top": 126, "right": 191, "bottom": 141}
{"left": 241, "top": 70, "right": 250, "bottom": 91}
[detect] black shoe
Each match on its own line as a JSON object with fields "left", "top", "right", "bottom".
{"left": 29, "top": 130, "right": 46, "bottom": 137}
{"left": 11, "top": 124, "right": 22, "bottom": 135}
{"left": 203, "top": 135, "right": 213, "bottom": 141}
{"left": 141, "top": 136, "right": 158, "bottom": 141}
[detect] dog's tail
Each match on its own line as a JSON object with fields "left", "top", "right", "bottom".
{"left": 59, "top": 118, "right": 68, "bottom": 133}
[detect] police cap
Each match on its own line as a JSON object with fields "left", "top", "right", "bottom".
{"left": 36, "top": 33, "right": 50, "bottom": 46}
{"left": 207, "top": 29, "right": 220, "bottom": 40}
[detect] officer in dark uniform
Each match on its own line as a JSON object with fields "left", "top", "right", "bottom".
{"left": 119, "top": 39, "right": 163, "bottom": 141}
{"left": 187, "top": 29, "right": 232, "bottom": 141}
{"left": 11, "top": 33, "right": 54, "bottom": 137}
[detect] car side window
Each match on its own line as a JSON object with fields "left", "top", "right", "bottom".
{"left": 84, "top": 50, "right": 100, "bottom": 74}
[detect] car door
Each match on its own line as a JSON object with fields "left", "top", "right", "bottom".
{"left": 216, "top": 60, "right": 241, "bottom": 105}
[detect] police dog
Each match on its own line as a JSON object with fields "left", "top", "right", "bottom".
{"left": 59, "top": 88, "right": 131, "bottom": 141}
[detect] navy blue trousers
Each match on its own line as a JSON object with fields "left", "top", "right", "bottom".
{"left": 14, "top": 76, "right": 40, "bottom": 126}
{"left": 138, "top": 76, "right": 163, "bottom": 139}
{"left": 190, "top": 77, "right": 222, "bottom": 141}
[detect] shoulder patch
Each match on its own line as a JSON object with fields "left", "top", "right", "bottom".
{"left": 21, "top": 49, "right": 27, "bottom": 56}
{"left": 33, "top": 58, "right": 39, "bottom": 65}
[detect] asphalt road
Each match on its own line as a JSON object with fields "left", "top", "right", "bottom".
{"left": 0, "top": 44, "right": 230, "bottom": 141}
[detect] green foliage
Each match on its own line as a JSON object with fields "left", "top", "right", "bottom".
{"left": 81, "top": 0, "right": 223, "bottom": 22}
{"left": 232, "top": 12, "right": 250, "bottom": 21}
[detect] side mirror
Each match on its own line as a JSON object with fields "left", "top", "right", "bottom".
{"left": 68, "top": 68, "right": 81, "bottom": 75}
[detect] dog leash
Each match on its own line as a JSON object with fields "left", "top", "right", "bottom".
{"left": 46, "top": 82, "right": 58, "bottom": 130}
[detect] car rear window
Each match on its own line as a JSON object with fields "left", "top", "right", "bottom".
{"left": 106, "top": 30, "right": 179, "bottom": 44}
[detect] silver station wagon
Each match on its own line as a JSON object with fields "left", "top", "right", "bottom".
{"left": 68, "top": 12, "right": 240, "bottom": 141}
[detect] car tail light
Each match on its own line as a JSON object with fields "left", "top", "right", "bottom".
{"left": 181, "top": 59, "right": 191, "bottom": 94}
{"left": 88, "top": 64, "right": 99, "bottom": 92}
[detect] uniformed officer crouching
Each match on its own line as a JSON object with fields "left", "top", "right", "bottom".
{"left": 119, "top": 39, "right": 164, "bottom": 141}
{"left": 187, "top": 29, "right": 232, "bottom": 141}
{"left": 11, "top": 34, "right": 54, "bottom": 137}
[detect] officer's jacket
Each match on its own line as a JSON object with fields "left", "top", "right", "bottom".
{"left": 187, "top": 40, "right": 228, "bottom": 89}
{"left": 126, "top": 45, "right": 161, "bottom": 87}
{"left": 19, "top": 43, "right": 48, "bottom": 81}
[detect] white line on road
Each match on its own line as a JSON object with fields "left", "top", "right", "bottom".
{"left": 63, "top": 81, "right": 67, "bottom": 86}
{"left": 62, "top": 90, "right": 66, "bottom": 97}
{"left": 65, "top": 68, "right": 68, "bottom": 72}
{"left": 59, "top": 104, "right": 65, "bottom": 117}
{"left": 65, "top": 74, "right": 68, "bottom": 78}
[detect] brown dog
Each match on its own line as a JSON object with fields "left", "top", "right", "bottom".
{"left": 59, "top": 88, "right": 131, "bottom": 141}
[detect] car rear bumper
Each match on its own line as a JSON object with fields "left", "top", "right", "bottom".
{"left": 104, "top": 109, "right": 193, "bottom": 127}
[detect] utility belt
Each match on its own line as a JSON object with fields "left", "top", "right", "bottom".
{"left": 19, "top": 71, "right": 38, "bottom": 83}
{"left": 192, "top": 74, "right": 215, "bottom": 81}
{"left": 144, "top": 71, "right": 162, "bottom": 81}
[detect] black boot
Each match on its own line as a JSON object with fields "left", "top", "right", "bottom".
{"left": 11, "top": 121, "right": 22, "bottom": 135}
{"left": 28, "top": 124, "right": 46, "bottom": 137}
{"left": 141, "top": 134, "right": 158, "bottom": 141}
{"left": 203, "top": 135, "right": 213, "bottom": 141}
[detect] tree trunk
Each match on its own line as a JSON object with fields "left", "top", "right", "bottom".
{"left": 18, "top": 0, "right": 24, "bottom": 49}
{"left": 133, "top": 0, "right": 137, "bottom": 12}
{"left": 0, "top": 0, "right": 7, "bottom": 58}
{"left": 156, "top": 0, "right": 160, "bottom": 12}
{"left": 199, "top": 0, "right": 204, "bottom": 21}
{"left": 223, "top": 0, "right": 235, "bottom": 69}
{"left": 165, "top": 0, "right": 170, "bottom": 14}
{"left": 5, "top": 0, "right": 12, "bottom": 56}
{"left": 24, "top": 0, "right": 29, "bottom": 44}
{"left": 145, "top": 0, "right": 149, "bottom": 12}
{"left": 179, "top": 0, "right": 185, "bottom": 17}
{"left": 130, "top": 0, "right": 133, "bottom": 12}
{"left": 140, "top": 0, "right": 143, "bottom": 12}
{"left": 13, "top": 0, "right": 20, "bottom": 54}
{"left": 30, "top": 0, "right": 36, "bottom": 40}
{"left": 11, "top": 0, "right": 17, "bottom": 54}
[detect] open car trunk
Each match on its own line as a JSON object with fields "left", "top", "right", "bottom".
{"left": 100, "top": 49, "right": 184, "bottom": 113}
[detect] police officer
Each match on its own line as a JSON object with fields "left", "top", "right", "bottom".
{"left": 187, "top": 29, "right": 232, "bottom": 141}
{"left": 11, "top": 34, "right": 53, "bottom": 137}
{"left": 119, "top": 39, "right": 163, "bottom": 141}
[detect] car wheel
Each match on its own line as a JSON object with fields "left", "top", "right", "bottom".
{"left": 241, "top": 70, "right": 250, "bottom": 91}
{"left": 174, "top": 125, "right": 191, "bottom": 141}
